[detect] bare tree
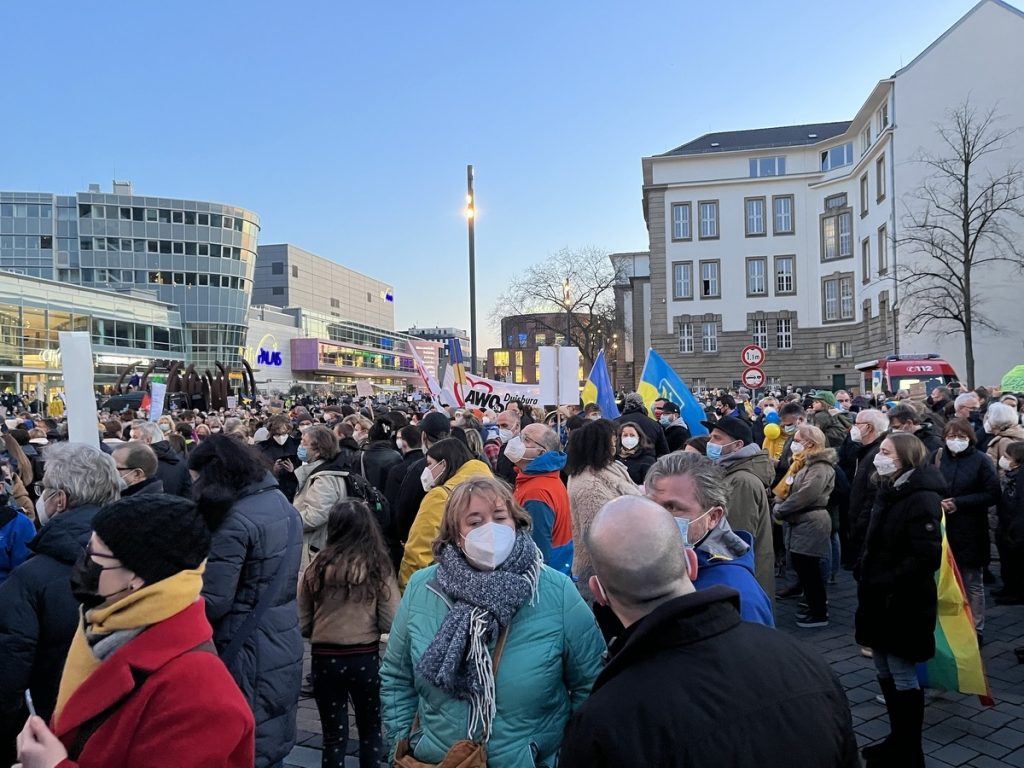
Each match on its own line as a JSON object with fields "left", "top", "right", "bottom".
{"left": 899, "top": 101, "right": 1024, "bottom": 385}
{"left": 491, "top": 247, "right": 621, "bottom": 368}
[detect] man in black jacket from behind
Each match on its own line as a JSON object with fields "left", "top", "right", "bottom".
{"left": 560, "top": 495, "right": 858, "bottom": 768}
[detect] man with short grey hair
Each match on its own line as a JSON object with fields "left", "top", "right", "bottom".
{"left": 560, "top": 495, "right": 859, "bottom": 768}
{"left": 0, "top": 443, "right": 122, "bottom": 753}
{"left": 511, "top": 423, "right": 573, "bottom": 575}
{"left": 644, "top": 452, "right": 774, "bottom": 626}
{"left": 130, "top": 419, "right": 190, "bottom": 498}
{"left": 111, "top": 442, "right": 164, "bottom": 497}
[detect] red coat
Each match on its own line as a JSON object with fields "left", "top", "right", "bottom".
{"left": 53, "top": 598, "right": 255, "bottom": 768}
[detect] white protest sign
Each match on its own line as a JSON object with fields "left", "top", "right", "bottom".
{"left": 539, "top": 346, "right": 581, "bottom": 406}
{"left": 356, "top": 381, "right": 374, "bottom": 398}
{"left": 58, "top": 332, "right": 99, "bottom": 449}
{"left": 226, "top": 396, "right": 238, "bottom": 410}
{"left": 148, "top": 382, "right": 168, "bottom": 421}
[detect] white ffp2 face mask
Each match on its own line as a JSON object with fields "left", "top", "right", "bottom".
{"left": 462, "top": 522, "right": 516, "bottom": 571}
{"left": 621, "top": 436, "right": 640, "bottom": 450}
{"left": 36, "top": 494, "right": 50, "bottom": 526}
{"left": 504, "top": 436, "right": 526, "bottom": 463}
{"left": 273, "top": 434, "right": 288, "bottom": 445}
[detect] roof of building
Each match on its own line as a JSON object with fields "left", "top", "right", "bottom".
{"left": 657, "top": 121, "right": 852, "bottom": 157}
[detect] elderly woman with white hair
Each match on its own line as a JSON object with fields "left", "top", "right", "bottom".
{"left": 984, "top": 402, "right": 1024, "bottom": 473}
{"left": 0, "top": 443, "right": 122, "bottom": 765}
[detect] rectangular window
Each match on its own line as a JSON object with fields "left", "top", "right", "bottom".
{"left": 271, "top": 261, "right": 284, "bottom": 275}
{"left": 879, "top": 297, "right": 889, "bottom": 342}
{"left": 825, "top": 342, "right": 840, "bottom": 360}
{"left": 824, "top": 278, "right": 839, "bottom": 321}
{"left": 860, "top": 174, "right": 869, "bottom": 217}
{"left": 821, "top": 210, "right": 852, "bottom": 260}
{"left": 700, "top": 260, "right": 720, "bottom": 298}
{"left": 777, "top": 318, "right": 793, "bottom": 350}
{"left": 839, "top": 212, "right": 851, "bottom": 258}
{"left": 862, "top": 238, "right": 871, "bottom": 282}
{"left": 678, "top": 322, "right": 694, "bottom": 353}
{"left": 752, "top": 319, "right": 768, "bottom": 347}
{"left": 145, "top": 208, "right": 158, "bottom": 222}
{"left": 775, "top": 256, "right": 795, "bottom": 294}
{"left": 171, "top": 211, "right": 184, "bottom": 224}
{"left": 877, "top": 102, "right": 889, "bottom": 132}
{"left": 876, "top": 155, "right": 887, "bottom": 201}
{"left": 878, "top": 224, "right": 889, "bottom": 274}
{"left": 172, "top": 242, "right": 184, "bottom": 254}
{"left": 515, "top": 350, "right": 524, "bottom": 367}
{"left": 39, "top": 235, "right": 52, "bottom": 249}
{"left": 840, "top": 276, "right": 854, "bottom": 319}
{"left": 272, "top": 286, "right": 284, "bottom": 295}
{"left": 861, "top": 125, "right": 872, "bottom": 155}
{"left": 822, "top": 216, "right": 837, "bottom": 260}
{"left": 197, "top": 243, "right": 209, "bottom": 256}
{"left": 197, "top": 213, "right": 210, "bottom": 226}
{"left": 330, "top": 298, "right": 340, "bottom": 308}
{"left": 80, "top": 237, "right": 92, "bottom": 250}
{"left": 671, "top": 202, "right": 691, "bottom": 241}
{"left": 158, "top": 209, "right": 172, "bottom": 224}
{"left": 746, "top": 257, "right": 767, "bottom": 296}
{"left": 701, "top": 322, "right": 717, "bottom": 353}
{"left": 841, "top": 341, "right": 853, "bottom": 358}
{"left": 745, "top": 197, "right": 766, "bottom": 237}
{"left": 184, "top": 211, "right": 196, "bottom": 225}
{"left": 291, "top": 265, "right": 299, "bottom": 278}
{"left": 698, "top": 201, "right": 718, "bottom": 240}
{"left": 823, "top": 275, "right": 855, "bottom": 321}
{"left": 672, "top": 262, "right": 693, "bottom": 300}
{"left": 772, "top": 195, "right": 794, "bottom": 235}
{"left": 749, "top": 156, "right": 786, "bottom": 177}
{"left": 820, "top": 142, "right": 854, "bottom": 171}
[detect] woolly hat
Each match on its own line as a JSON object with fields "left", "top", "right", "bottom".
{"left": 420, "top": 412, "right": 451, "bottom": 441}
{"left": 623, "top": 392, "right": 646, "bottom": 412}
{"left": 92, "top": 494, "right": 211, "bottom": 585}
{"left": 810, "top": 390, "right": 837, "bottom": 407}
{"left": 701, "top": 415, "right": 753, "bottom": 445}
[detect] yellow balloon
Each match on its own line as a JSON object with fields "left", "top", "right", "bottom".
{"left": 764, "top": 423, "right": 781, "bottom": 440}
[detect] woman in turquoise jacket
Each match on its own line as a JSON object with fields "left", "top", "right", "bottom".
{"left": 380, "top": 475, "right": 605, "bottom": 767}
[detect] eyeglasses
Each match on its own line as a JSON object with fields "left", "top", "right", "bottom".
{"left": 115, "top": 466, "right": 138, "bottom": 475}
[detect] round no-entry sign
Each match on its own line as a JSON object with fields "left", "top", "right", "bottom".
{"left": 741, "top": 344, "right": 766, "bottom": 367}
{"left": 741, "top": 366, "right": 766, "bottom": 389}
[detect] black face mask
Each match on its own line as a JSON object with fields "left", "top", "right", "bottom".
{"left": 69, "top": 550, "right": 132, "bottom": 609}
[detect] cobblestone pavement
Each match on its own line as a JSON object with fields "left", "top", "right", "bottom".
{"left": 286, "top": 567, "right": 1024, "bottom": 768}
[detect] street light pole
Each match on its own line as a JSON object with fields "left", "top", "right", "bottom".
{"left": 562, "top": 278, "right": 571, "bottom": 344}
{"left": 466, "top": 165, "right": 477, "bottom": 375}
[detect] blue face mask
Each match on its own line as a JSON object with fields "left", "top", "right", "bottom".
{"left": 659, "top": 415, "right": 671, "bottom": 426}
{"left": 675, "top": 508, "right": 713, "bottom": 548}
{"left": 705, "top": 442, "right": 723, "bottom": 461}
{"left": 296, "top": 445, "right": 308, "bottom": 462}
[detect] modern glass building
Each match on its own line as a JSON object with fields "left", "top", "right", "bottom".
{"left": 0, "top": 272, "right": 186, "bottom": 392}
{"left": 0, "top": 181, "right": 259, "bottom": 369}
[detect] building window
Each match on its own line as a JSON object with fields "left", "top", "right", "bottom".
{"left": 879, "top": 297, "right": 889, "bottom": 342}
{"left": 774, "top": 256, "right": 795, "bottom": 295}
{"left": 862, "top": 238, "right": 871, "bottom": 283}
{"left": 876, "top": 154, "right": 887, "bottom": 201}
{"left": 39, "top": 235, "right": 52, "bottom": 249}
{"left": 772, "top": 195, "right": 794, "bottom": 235}
{"left": 493, "top": 351, "right": 509, "bottom": 367}
{"left": 841, "top": 341, "right": 853, "bottom": 358}
{"left": 700, "top": 260, "right": 720, "bottom": 298}
{"left": 515, "top": 350, "right": 524, "bottom": 367}
{"left": 698, "top": 201, "right": 719, "bottom": 240}
{"left": 820, "top": 142, "right": 854, "bottom": 171}
{"left": 841, "top": 276, "right": 854, "bottom": 318}
{"left": 861, "top": 125, "right": 872, "bottom": 155}
{"left": 821, "top": 209, "right": 852, "bottom": 260}
{"left": 672, "top": 262, "right": 693, "bottom": 300}
{"left": 859, "top": 174, "right": 869, "bottom": 217}
{"left": 823, "top": 279, "right": 839, "bottom": 321}
{"left": 291, "top": 265, "right": 299, "bottom": 278}
{"left": 823, "top": 275, "right": 855, "bottom": 321}
{"left": 330, "top": 298, "right": 340, "bottom": 308}
{"left": 271, "top": 262, "right": 284, "bottom": 275}
{"left": 777, "top": 318, "right": 793, "bottom": 350}
{"left": 825, "top": 342, "right": 840, "bottom": 360}
{"left": 752, "top": 318, "right": 768, "bottom": 347}
{"left": 878, "top": 224, "right": 889, "bottom": 274}
{"left": 749, "top": 156, "right": 786, "bottom": 177}
{"left": 701, "top": 322, "right": 718, "bottom": 353}
{"left": 678, "top": 322, "right": 694, "bottom": 353}
{"left": 877, "top": 102, "right": 889, "bottom": 132}
{"left": 746, "top": 257, "right": 767, "bottom": 296}
{"left": 272, "top": 287, "right": 284, "bottom": 295}
{"left": 745, "top": 197, "right": 766, "bottom": 237}
{"left": 671, "top": 203, "right": 691, "bottom": 241}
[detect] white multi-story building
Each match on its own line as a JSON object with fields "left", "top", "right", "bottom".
{"left": 640, "top": 0, "right": 1024, "bottom": 391}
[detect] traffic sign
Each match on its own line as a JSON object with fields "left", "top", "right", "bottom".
{"left": 741, "top": 344, "right": 766, "bottom": 367}
{"left": 741, "top": 366, "right": 766, "bottom": 389}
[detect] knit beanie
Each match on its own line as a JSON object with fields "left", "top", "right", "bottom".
{"left": 92, "top": 494, "right": 212, "bottom": 585}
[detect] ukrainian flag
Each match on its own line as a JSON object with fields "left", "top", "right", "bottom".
{"left": 582, "top": 350, "right": 620, "bottom": 418}
{"left": 637, "top": 348, "right": 708, "bottom": 437}
{"left": 448, "top": 338, "right": 468, "bottom": 387}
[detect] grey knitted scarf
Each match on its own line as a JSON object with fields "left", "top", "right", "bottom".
{"left": 416, "top": 530, "right": 542, "bottom": 741}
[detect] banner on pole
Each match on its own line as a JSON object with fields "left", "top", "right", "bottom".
{"left": 440, "top": 367, "right": 540, "bottom": 412}
{"left": 58, "top": 332, "right": 100, "bottom": 449}
{"left": 148, "top": 382, "right": 168, "bottom": 422}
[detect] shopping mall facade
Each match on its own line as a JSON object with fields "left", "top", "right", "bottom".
{"left": 0, "top": 183, "right": 440, "bottom": 398}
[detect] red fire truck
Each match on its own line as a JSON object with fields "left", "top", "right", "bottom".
{"left": 855, "top": 354, "right": 960, "bottom": 396}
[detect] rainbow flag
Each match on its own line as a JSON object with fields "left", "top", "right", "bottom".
{"left": 917, "top": 513, "right": 993, "bottom": 705}
{"left": 582, "top": 350, "right": 619, "bottom": 418}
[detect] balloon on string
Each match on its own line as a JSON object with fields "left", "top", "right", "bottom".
{"left": 764, "top": 423, "right": 781, "bottom": 440}
{"left": 765, "top": 412, "right": 781, "bottom": 425}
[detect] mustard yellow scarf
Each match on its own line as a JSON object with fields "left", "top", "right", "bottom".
{"left": 54, "top": 564, "right": 205, "bottom": 724}
{"left": 772, "top": 452, "right": 807, "bottom": 501}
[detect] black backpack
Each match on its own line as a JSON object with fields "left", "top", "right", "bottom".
{"left": 343, "top": 470, "right": 391, "bottom": 531}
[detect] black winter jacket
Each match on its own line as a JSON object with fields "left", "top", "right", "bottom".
{"left": 560, "top": 587, "right": 859, "bottom": 768}
{"left": 0, "top": 505, "right": 100, "bottom": 726}
{"left": 615, "top": 409, "right": 669, "bottom": 457}
{"left": 855, "top": 465, "right": 944, "bottom": 662}
{"left": 998, "top": 467, "right": 1024, "bottom": 551}
{"left": 384, "top": 449, "right": 423, "bottom": 515}
{"left": 664, "top": 421, "right": 691, "bottom": 453}
{"left": 931, "top": 445, "right": 999, "bottom": 568}
{"left": 201, "top": 474, "right": 303, "bottom": 768}
{"left": 150, "top": 440, "right": 192, "bottom": 498}
{"left": 258, "top": 435, "right": 301, "bottom": 501}
{"left": 617, "top": 450, "right": 656, "bottom": 486}
{"left": 847, "top": 437, "right": 885, "bottom": 567}
{"left": 357, "top": 441, "right": 402, "bottom": 492}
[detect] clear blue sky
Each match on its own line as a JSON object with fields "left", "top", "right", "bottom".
{"left": 0, "top": 0, "right": 993, "bottom": 350}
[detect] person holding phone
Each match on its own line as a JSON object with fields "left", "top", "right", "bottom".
{"left": 258, "top": 414, "right": 300, "bottom": 502}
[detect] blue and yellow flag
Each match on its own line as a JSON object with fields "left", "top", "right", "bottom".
{"left": 637, "top": 348, "right": 708, "bottom": 436}
{"left": 448, "top": 338, "right": 468, "bottom": 387}
{"left": 582, "top": 350, "right": 620, "bottom": 418}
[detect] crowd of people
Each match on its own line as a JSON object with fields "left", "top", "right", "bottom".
{"left": 1, "top": 379, "right": 1023, "bottom": 767}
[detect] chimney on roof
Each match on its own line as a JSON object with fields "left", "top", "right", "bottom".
{"left": 112, "top": 180, "right": 133, "bottom": 195}
{"left": 88, "top": 183, "right": 101, "bottom": 193}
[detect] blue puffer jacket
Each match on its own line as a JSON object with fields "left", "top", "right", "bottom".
{"left": 201, "top": 473, "right": 303, "bottom": 768}
{"left": 381, "top": 563, "right": 606, "bottom": 768}
{"left": 696, "top": 530, "right": 775, "bottom": 627}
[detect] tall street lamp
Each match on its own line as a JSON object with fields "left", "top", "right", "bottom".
{"left": 465, "top": 165, "right": 477, "bottom": 375}
{"left": 562, "top": 278, "right": 572, "bottom": 343}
